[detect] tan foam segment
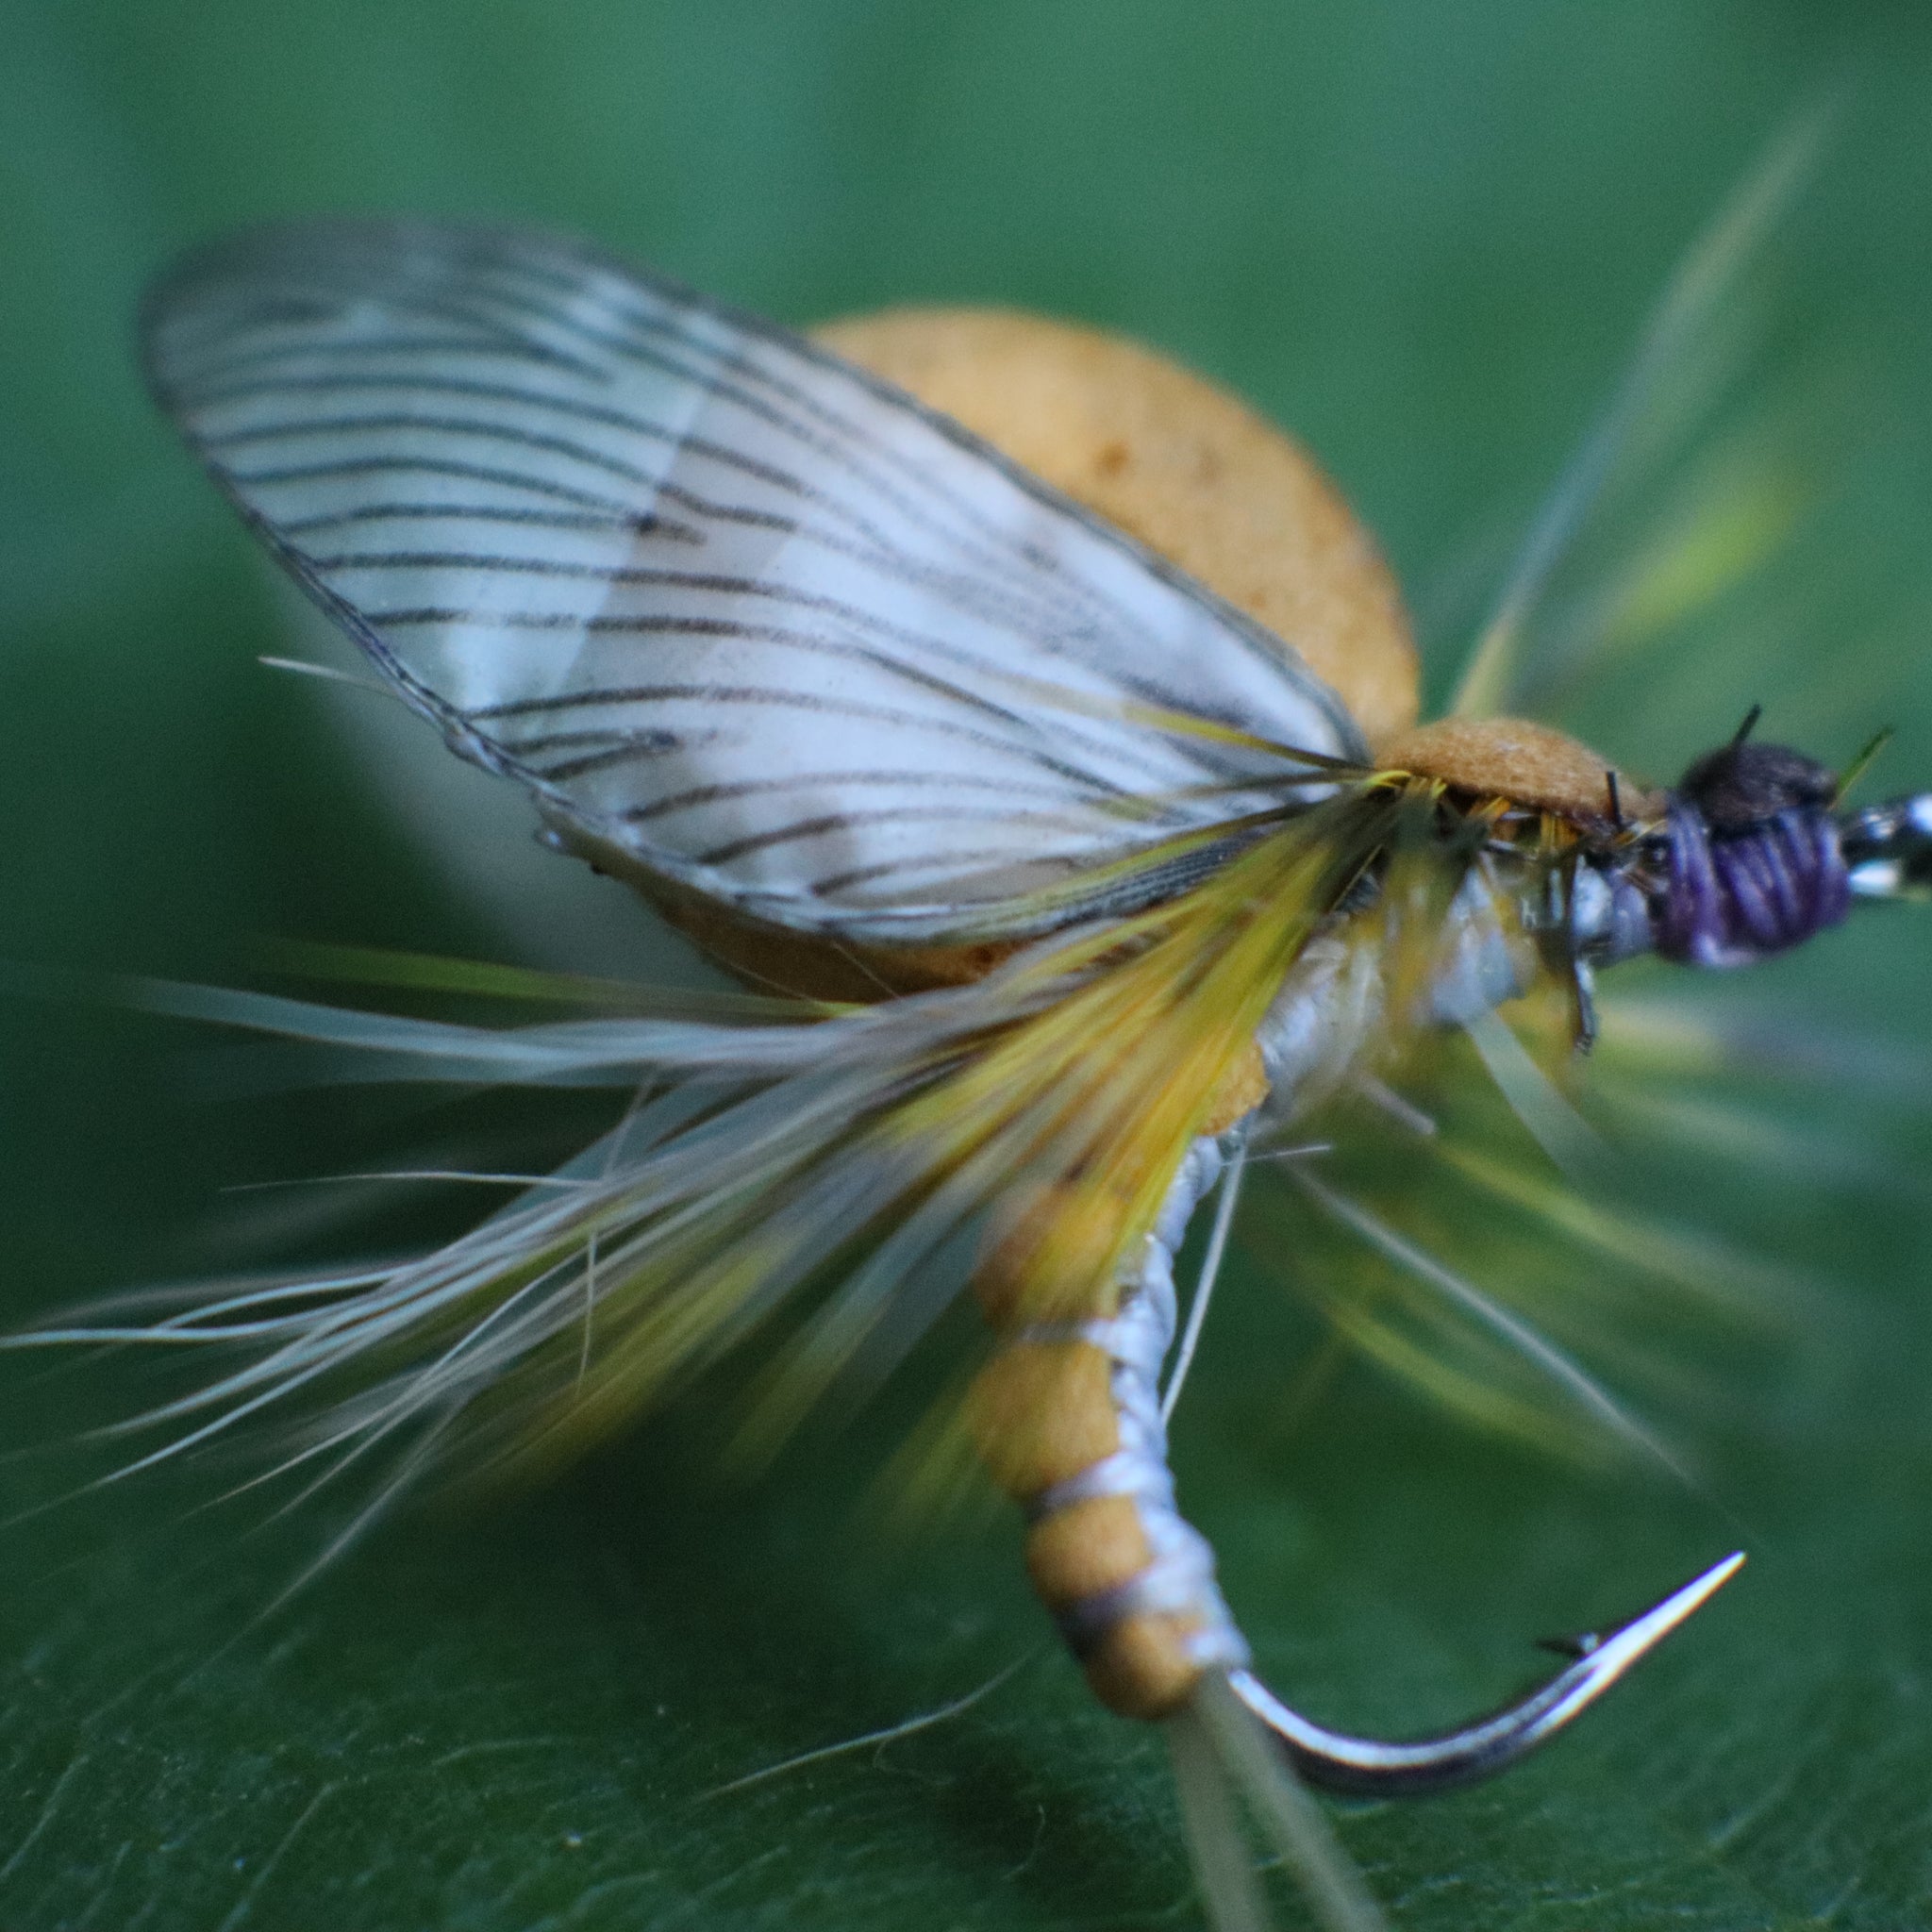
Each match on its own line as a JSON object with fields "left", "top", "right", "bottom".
{"left": 1080, "top": 1612, "right": 1215, "bottom": 1721}
{"left": 1379, "top": 715, "right": 1657, "bottom": 826}
{"left": 966, "top": 1339, "right": 1121, "bottom": 1497}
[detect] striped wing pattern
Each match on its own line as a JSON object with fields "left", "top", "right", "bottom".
{"left": 143, "top": 222, "right": 1364, "bottom": 940}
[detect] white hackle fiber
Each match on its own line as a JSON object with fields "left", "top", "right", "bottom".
{"left": 1172, "top": 1674, "right": 1390, "bottom": 1932}
{"left": 15, "top": 955, "right": 1087, "bottom": 1498}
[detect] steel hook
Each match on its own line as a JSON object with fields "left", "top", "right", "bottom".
{"left": 1227, "top": 1549, "right": 1744, "bottom": 1798}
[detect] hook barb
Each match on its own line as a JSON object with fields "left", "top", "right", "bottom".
{"left": 1226, "top": 1550, "right": 1745, "bottom": 1798}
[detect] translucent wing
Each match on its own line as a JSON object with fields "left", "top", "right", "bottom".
{"left": 143, "top": 222, "right": 1364, "bottom": 943}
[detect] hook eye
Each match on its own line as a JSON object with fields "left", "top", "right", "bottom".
{"left": 1227, "top": 1550, "right": 1745, "bottom": 1798}
{"left": 1842, "top": 792, "right": 1932, "bottom": 899}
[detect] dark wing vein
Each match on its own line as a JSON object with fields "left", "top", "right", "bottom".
{"left": 144, "top": 220, "right": 1362, "bottom": 938}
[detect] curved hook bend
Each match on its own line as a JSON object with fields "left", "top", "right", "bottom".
{"left": 1228, "top": 1549, "right": 1744, "bottom": 1798}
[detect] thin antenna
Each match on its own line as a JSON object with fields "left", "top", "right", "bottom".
{"left": 1606, "top": 770, "right": 1624, "bottom": 828}
{"left": 1731, "top": 702, "right": 1764, "bottom": 746}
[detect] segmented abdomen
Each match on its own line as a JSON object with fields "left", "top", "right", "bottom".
{"left": 969, "top": 1133, "right": 1251, "bottom": 1719}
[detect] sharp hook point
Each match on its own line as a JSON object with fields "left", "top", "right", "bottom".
{"left": 1227, "top": 1550, "right": 1745, "bottom": 1798}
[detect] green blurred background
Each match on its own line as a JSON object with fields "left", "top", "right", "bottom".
{"left": 3, "top": 3, "right": 1931, "bottom": 1927}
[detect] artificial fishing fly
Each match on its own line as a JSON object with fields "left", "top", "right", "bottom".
{"left": 27, "top": 151, "right": 1932, "bottom": 1932}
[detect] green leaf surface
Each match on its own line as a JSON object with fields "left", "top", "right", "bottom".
{"left": 4, "top": 5, "right": 1932, "bottom": 1928}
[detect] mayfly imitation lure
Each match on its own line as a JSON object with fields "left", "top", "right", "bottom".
{"left": 40, "top": 165, "right": 1932, "bottom": 1931}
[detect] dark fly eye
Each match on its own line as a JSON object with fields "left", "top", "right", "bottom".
{"left": 1675, "top": 741, "right": 1838, "bottom": 835}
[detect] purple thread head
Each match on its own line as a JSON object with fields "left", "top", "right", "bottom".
{"left": 1654, "top": 741, "right": 1851, "bottom": 968}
